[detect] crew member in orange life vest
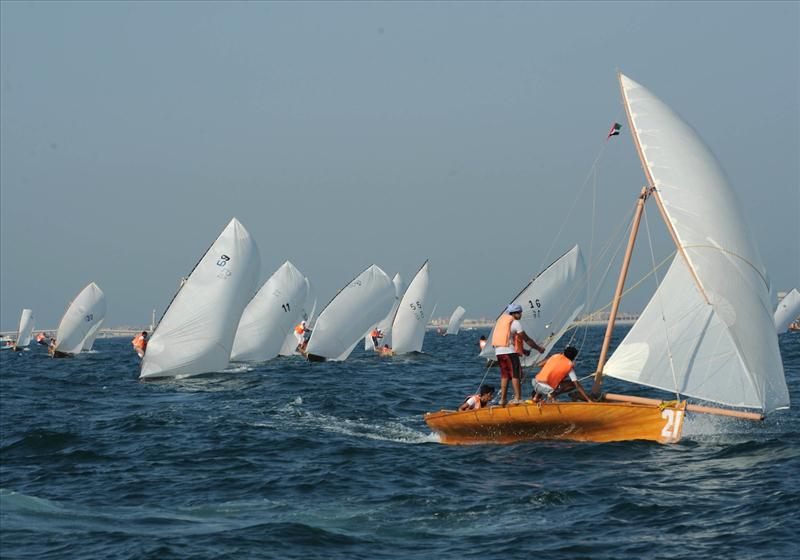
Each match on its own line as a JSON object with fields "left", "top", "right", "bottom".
{"left": 293, "top": 320, "right": 308, "bottom": 351}
{"left": 492, "top": 303, "right": 545, "bottom": 406}
{"left": 458, "top": 384, "right": 495, "bottom": 412}
{"left": 370, "top": 328, "right": 384, "bottom": 350}
{"left": 132, "top": 331, "right": 148, "bottom": 358}
{"left": 35, "top": 332, "right": 50, "bottom": 346}
{"left": 532, "top": 346, "right": 590, "bottom": 403}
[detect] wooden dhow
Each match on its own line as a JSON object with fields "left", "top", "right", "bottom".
{"left": 425, "top": 72, "right": 788, "bottom": 445}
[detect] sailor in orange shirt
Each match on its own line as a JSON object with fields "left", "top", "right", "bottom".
{"left": 132, "top": 331, "right": 148, "bottom": 358}
{"left": 532, "top": 346, "right": 590, "bottom": 403}
{"left": 491, "top": 303, "right": 545, "bottom": 406}
{"left": 294, "top": 320, "right": 310, "bottom": 353}
{"left": 370, "top": 328, "right": 384, "bottom": 350}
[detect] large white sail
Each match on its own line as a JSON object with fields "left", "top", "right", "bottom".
{"left": 364, "top": 273, "right": 404, "bottom": 350}
{"left": 278, "top": 278, "right": 315, "bottom": 357}
{"left": 231, "top": 261, "right": 308, "bottom": 362}
{"left": 305, "top": 264, "right": 394, "bottom": 361}
{"left": 604, "top": 74, "right": 788, "bottom": 412}
{"left": 54, "top": 283, "right": 107, "bottom": 355}
{"left": 774, "top": 289, "right": 800, "bottom": 334}
{"left": 14, "top": 309, "right": 34, "bottom": 348}
{"left": 391, "top": 261, "right": 432, "bottom": 355}
{"left": 81, "top": 318, "right": 104, "bottom": 351}
{"left": 140, "top": 218, "right": 260, "bottom": 380}
{"left": 480, "top": 245, "right": 586, "bottom": 365}
{"left": 445, "top": 306, "right": 466, "bottom": 336}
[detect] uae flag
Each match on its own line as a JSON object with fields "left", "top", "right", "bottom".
{"left": 607, "top": 122, "right": 622, "bottom": 140}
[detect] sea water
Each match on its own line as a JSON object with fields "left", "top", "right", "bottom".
{"left": 1, "top": 327, "right": 798, "bottom": 559}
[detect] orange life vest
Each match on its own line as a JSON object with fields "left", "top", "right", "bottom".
{"left": 535, "top": 354, "right": 574, "bottom": 388}
{"left": 371, "top": 330, "right": 382, "bottom": 338}
{"left": 491, "top": 314, "right": 524, "bottom": 355}
{"left": 294, "top": 323, "right": 305, "bottom": 335}
{"left": 464, "top": 394, "right": 483, "bottom": 410}
{"left": 132, "top": 335, "right": 147, "bottom": 350}
{"left": 36, "top": 333, "right": 46, "bottom": 342}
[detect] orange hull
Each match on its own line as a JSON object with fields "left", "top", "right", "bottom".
{"left": 424, "top": 400, "right": 686, "bottom": 445}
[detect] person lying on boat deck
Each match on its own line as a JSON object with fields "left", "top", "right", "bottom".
{"left": 492, "top": 303, "right": 545, "bottom": 406}
{"left": 132, "top": 331, "right": 148, "bottom": 358}
{"left": 370, "top": 328, "right": 384, "bottom": 349}
{"left": 458, "top": 384, "right": 496, "bottom": 411}
{"left": 531, "top": 346, "right": 590, "bottom": 403}
{"left": 478, "top": 335, "right": 487, "bottom": 351}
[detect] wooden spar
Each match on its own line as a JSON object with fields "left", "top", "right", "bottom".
{"left": 591, "top": 186, "right": 649, "bottom": 397}
{"left": 604, "top": 393, "right": 764, "bottom": 421}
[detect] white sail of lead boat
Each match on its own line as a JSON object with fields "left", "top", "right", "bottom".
{"left": 13, "top": 309, "right": 34, "bottom": 349}
{"left": 601, "top": 74, "right": 789, "bottom": 413}
{"left": 445, "top": 306, "right": 466, "bottom": 336}
{"left": 52, "top": 283, "right": 107, "bottom": 356}
{"left": 364, "top": 273, "right": 405, "bottom": 350}
{"left": 391, "top": 260, "right": 432, "bottom": 355}
{"left": 278, "top": 278, "right": 315, "bottom": 356}
{"left": 481, "top": 245, "right": 586, "bottom": 366}
{"left": 81, "top": 319, "right": 104, "bottom": 351}
{"left": 231, "top": 261, "right": 309, "bottom": 362}
{"left": 774, "top": 289, "right": 800, "bottom": 334}
{"left": 305, "top": 265, "right": 394, "bottom": 361}
{"left": 140, "top": 218, "right": 260, "bottom": 380}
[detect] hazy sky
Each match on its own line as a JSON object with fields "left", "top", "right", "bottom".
{"left": 1, "top": 1, "right": 798, "bottom": 330}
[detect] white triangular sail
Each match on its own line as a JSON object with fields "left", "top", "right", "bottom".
{"left": 481, "top": 245, "right": 586, "bottom": 366}
{"left": 14, "top": 309, "right": 34, "bottom": 348}
{"left": 278, "top": 279, "right": 315, "bottom": 357}
{"left": 305, "top": 264, "right": 394, "bottom": 361}
{"left": 364, "top": 273, "right": 404, "bottom": 350}
{"left": 81, "top": 318, "right": 104, "bottom": 351}
{"left": 445, "top": 306, "right": 466, "bottom": 335}
{"left": 140, "top": 218, "right": 260, "bottom": 379}
{"left": 774, "top": 289, "right": 800, "bottom": 334}
{"left": 391, "top": 261, "right": 432, "bottom": 355}
{"left": 54, "top": 283, "right": 107, "bottom": 355}
{"left": 231, "top": 261, "right": 308, "bottom": 362}
{"left": 604, "top": 74, "right": 788, "bottom": 412}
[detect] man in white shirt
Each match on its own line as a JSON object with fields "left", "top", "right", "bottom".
{"left": 492, "top": 303, "right": 545, "bottom": 406}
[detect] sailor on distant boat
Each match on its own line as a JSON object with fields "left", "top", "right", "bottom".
{"left": 370, "top": 328, "right": 384, "bottom": 350}
{"left": 458, "top": 384, "right": 495, "bottom": 411}
{"left": 492, "top": 303, "right": 545, "bottom": 406}
{"left": 36, "top": 332, "right": 50, "bottom": 346}
{"left": 294, "top": 320, "right": 310, "bottom": 354}
{"left": 478, "top": 335, "right": 487, "bottom": 351}
{"left": 531, "top": 346, "right": 590, "bottom": 403}
{"left": 132, "top": 331, "right": 148, "bottom": 358}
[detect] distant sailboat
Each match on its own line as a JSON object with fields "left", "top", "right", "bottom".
{"left": 305, "top": 265, "right": 394, "bottom": 362}
{"left": 445, "top": 306, "right": 467, "bottom": 336}
{"left": 231, "top": 261, "right": 308, "bottom": 362}
{"left": 140, "top": 218, "right": 260, "bottom": 380}
{"left": 774, "top": 289, "right": 800, "bottom": 334}
{"left": 51, "top": 283, "right": 106, "bottom": 357}
{"left": 391, "top": 260, "right": 432, "bottom": 355}
{"left": 364, "top": 273, "right": 405, "bottom": 351}
{"left": 480, "top": 245, "right": 586, "bottom": 367}
{"left": 426, "top": 73, "right": 788, "bottom": 444}
{"left": 11, "top": 309, "right": 34, "bottom": 351}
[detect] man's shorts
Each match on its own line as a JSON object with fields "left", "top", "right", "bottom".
{"left": 497, "top": 353, "right": 522, "bottom": 380}
{"left": 532, "top": 379, "right": 555, "bottom": 396}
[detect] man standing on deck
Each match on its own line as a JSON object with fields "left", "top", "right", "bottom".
{"left": 492, "top": 303, "right": 545, "bottom": 406}
{"left": 132, "top": 331, "right": 148, "bottom": 358}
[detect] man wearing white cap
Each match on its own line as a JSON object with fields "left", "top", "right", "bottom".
{"left": 491, "top": 303, "right": 545, "bottom": 405}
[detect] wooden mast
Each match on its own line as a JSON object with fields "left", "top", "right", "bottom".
{"left": 591, "top": 186, "right": 649, "bottom": 397}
